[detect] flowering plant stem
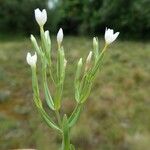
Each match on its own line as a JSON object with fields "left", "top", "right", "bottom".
{"left": 27, "top": 8, "right": 119, "bottom": 150}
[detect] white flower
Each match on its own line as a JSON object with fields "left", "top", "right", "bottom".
{"left": 34, "top": 8, "right": 47, "bottom": 27}
{"left": 105, "top": 28, "right": 119, "bottom": 44}
{"left": 57, "top": 28, "right": 63, "bottom": 46}
{"left": 26, "top": 52, "right": 37, "bottom": 67}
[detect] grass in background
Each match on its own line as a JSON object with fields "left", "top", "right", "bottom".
{"left": 0, "top": 36, "right": 150, "bottom": 150}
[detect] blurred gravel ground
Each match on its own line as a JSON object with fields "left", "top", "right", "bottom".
{"left": 0, "top": 37, "right": 150, "bottom": 150}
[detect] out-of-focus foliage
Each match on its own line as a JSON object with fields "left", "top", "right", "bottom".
{"left": 0, "top": 0, "right": 48, "bottom": 35}
{"left": 56, "top": 0, "right": 150, "bottom": 38}
{"left": 0, "top": 0, "right": 150, "bottom": 38}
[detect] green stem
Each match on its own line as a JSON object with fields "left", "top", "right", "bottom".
{"left": 62, "top": 133, "right": 71, "bottom": 150}
{"left": 55, "top": 110, "right": 62, "bottom": 127}
{"left": 68, "top": 103, "right": 83, "bottom": 127}
{"left": 61, "top": 115, "right": 71, "bottom": 150}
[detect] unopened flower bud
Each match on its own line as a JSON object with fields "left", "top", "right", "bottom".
{"left": 93, "top": 37, "right": 99, "bottom": 60}
{"left": 31, "top": 34, "right": 36, "bottom": 42}
{"left": 85, "top": 51, "right": 92, "bottom": 71}
{"left": 78, "top": 58, "right": 83, "bottom": 67}
{"left": 44, "top": 30, "right": 51, "bottom": 45}
{"left": 44, "top": 30, "right": 49, "bottom": 40}
{"left": 93, "top": 37, "right": 98, "bottom": 49}
{"left": 86, "top": 51, "right": 92, "bottom": 64}
{"left": 57, "top": 28, "right": 63, "bottom": 47}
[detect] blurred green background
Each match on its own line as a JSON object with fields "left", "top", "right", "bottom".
{"left": 0, "top": 0, "right": 150, "bottom": 150}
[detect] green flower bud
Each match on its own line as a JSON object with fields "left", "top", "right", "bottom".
{"left": 85, "top": 51, "right": 92, "bottom": 72}
{"left": 30, "top": 35, "right": 41, "bottom": 55}
{"left": 93, "top": 37, "right": 99, "bottom": 61}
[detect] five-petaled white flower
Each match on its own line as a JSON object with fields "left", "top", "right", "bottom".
{"left": 34, "top": 8, "right": 47, "bottom": 27}
{"left": 57, "top": 28, "right": 63, "bottom": 46}
{"left": 105, "top": 28, "right": 119, "bottom": 44}
{"left": 26, "top": 52, "right": 37, "bottom": 67}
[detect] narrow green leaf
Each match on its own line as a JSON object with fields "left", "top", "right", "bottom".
{"left": 41, "top": 58, "right": 55, "bottom": 110}
{"left": 44, "top": 82, "right": 55, "bottom": 110}
{"left": 38, "top": 105, "right": 61, "bottom": 132}
{"left": 68, "top": 104, "right": 83, "bottom": 127}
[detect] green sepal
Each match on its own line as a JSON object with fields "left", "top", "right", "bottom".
{"left": 54, "top": 84, "right": 63, "bottom": 110}
{"left": 74, "top": 86, "right": 80, "bottom": 103}
{"left": 57, "top": 47, "right": 65, "bottom": 82}
{"left": 55, "top": 47, "right": 65, "bottom": 110}
{"left": 74, "top": 58, "right": 82, "bottom": 102}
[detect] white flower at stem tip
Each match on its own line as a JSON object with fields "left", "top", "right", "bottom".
{"left": 104, "top": 28, "right": 119, "bottom": 44}
{"left": 34, "top": 8, "right": 47, "bottom": 27}
{"left": 57, "top": 28, "right": 63, "bottom": 47}
{"left": 26, "top": 52, "right": 37, "bottom": 67}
